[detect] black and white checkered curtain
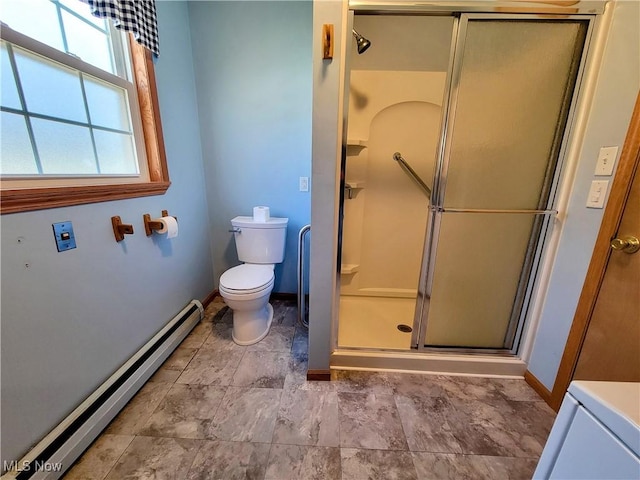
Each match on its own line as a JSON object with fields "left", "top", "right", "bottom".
{"left": 86, "top": 0, "right": 159, "bottom": 56}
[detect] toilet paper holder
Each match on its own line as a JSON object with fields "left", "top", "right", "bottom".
{"left": 144, "top": 210, "right": 177, "bottom": 236}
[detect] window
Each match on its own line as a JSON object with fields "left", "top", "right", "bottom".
{"left": 0, "top": 0, "right": 169, "bottom": 213}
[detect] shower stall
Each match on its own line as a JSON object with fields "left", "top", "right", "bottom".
{"left": 337, "top": 6, "right": 593, "bottom": 361}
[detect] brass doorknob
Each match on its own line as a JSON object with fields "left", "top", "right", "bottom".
{"left": 610, "top": 235, "right": 640, "bottom": 254}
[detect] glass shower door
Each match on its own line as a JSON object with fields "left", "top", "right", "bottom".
{"left": 414, "top": 15, "right": 590, "bottom": 350}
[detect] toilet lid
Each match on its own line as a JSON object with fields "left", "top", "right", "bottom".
{"left": 219, "top": 264, "right": 274, "bottom": 293}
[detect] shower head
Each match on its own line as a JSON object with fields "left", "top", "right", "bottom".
{"left": 352, "top": 29, "right": 371, "bottom": 54}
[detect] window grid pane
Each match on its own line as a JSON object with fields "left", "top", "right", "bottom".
{"left": 94, "top": 130, "right": 138, "bottom": 175}
{"left": 0, "top": 0, "right": 64, "bottom": 51}
{"left": 62, "top": 10, "right": 114, "bottom": 73}
{"left": 31, "top": 117, "right": 97, "bottom": 175}
{"left": 58, "top": 0, "right": 107, "bottom": 30}
{"left": 14, "top": 46, "right": 88, "bottom": 123}
{"left": 84, "top": 76, "right": 132, "bottom": 131}
{"left": 59, "top": 0, "right": 116, "bottom": 77}
{"left": 1, "top": 42, "right": 22, "bottom": 109}
{"left": 1, "top": 40, "right": 136, "bottom": 176}
{"left": 1, "top": 112, "right": 39, "bottom": 174}
{"left": 0, "top": 0, "right": 118, "bottom": 76}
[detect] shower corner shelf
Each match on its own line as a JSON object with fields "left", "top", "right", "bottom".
{"left": 341, "top": 263, "right": 359, "bottom": 275}
{"left": 345, "top": 180, "right": 365, "bottom": 189}
{"left": 347, "top": 138, "right": 368, "bottom": 149}
{"left": 344, "top": 181, "right": 365, "bottom": 199}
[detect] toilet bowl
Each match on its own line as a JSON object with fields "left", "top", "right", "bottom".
{"left": 219, "top": 264, "right": 275, "bottom": 345}
{"left": 218, "top": 214, "right": 288, "bottom": 345}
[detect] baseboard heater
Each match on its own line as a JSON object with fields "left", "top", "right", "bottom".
{"left": 2, "top": 300, "right": 203, "bottom": 480}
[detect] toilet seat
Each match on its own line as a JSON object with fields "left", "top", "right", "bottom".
{"left": 219, "top": 264, "right": 274, "bottom": 294}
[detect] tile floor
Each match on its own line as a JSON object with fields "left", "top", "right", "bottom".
{"left": 64, "top": 298, "right": 556, "bottom": 480}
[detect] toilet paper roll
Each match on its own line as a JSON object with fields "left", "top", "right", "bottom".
{"left": 153, "top": 216, "right": 179, "bottom": 239}
{"left": 253, "top": 206, "right": 270, "bottom": 223}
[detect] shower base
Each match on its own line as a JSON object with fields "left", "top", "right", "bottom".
{"left": 337, "top": 294, "right": 415, "bottom": 350}
{"left": 335, "top": 294, "right": 527, "bottom": 377}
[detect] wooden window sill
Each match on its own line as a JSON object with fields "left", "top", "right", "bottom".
{"left": 0, "top": 182, "right": 171, "bottom": 214}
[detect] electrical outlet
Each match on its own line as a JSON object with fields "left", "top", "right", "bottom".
{"left": 299, "top": 176, "right": 309, "bottom": 192}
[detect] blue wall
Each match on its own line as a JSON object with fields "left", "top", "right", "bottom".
{"left": 187, "top": 1, "right": 313, "bottom": 293}
{"left": 0, "top": 1, "right": 314, "bottom": 464}
{"left": 0, "top": 2, "right": 213, "bottom": 465}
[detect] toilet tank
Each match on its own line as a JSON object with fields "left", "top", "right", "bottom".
{"left": 231, "top": 216, "right": 288, "bottom": 264}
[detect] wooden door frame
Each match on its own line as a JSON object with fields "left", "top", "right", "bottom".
{"left": 547, "top": 93, "right": 640, "bottom": 411}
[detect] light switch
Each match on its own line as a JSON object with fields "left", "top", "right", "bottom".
{"left": 586, "top": 180, "right": 608, "bottom": 209}
{"left": 52, "top": 221, "right": 77, "bottom": 252}
{"left": 594, "top": 146, "right": 618, "bottom": 176}
{"left": 299, "top": 176, "right": 309, "bottom": 192}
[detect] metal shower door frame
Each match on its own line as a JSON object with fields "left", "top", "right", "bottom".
{"left": 411, "top": 13, "right": 595, "bottom": 353}
{"left": 409, "top": 14, "right": 460, "bottom": 348}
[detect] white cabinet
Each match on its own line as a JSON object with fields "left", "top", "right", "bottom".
{"left": 534, "top": 381, "right": 640, "bottom": 479}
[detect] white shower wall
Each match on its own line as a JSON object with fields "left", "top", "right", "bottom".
{"left": 341, "top": 70, "right": 446, "bottom": 296}
{"left": 341, "top": 14, "right": 453, "bottom": 300}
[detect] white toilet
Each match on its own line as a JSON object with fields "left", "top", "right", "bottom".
{"left": 219, "top": 215, "right": 288, "bottom": 345}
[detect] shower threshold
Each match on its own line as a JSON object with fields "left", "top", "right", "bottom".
{"left": 331, "top": 348, "right": 527, "bottom": 378}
